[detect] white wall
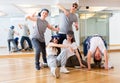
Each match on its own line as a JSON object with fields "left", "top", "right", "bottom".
{"left": 0, "top": 18, "right": 11, "bottom": 47}
{"left": 109, "top": 13, "right": 120, "bottom": 45}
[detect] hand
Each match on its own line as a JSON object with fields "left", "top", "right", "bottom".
{"left": 105, "top": 66, "right": 109, "bottom": 70}
{"left": 87, "top": 66, "right": 91, "bottom": 71}
{"left": 80, "top": 64, "right": 86, "bottom": 68}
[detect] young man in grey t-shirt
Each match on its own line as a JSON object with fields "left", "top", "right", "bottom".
{"left": 57, "top": 2, "right": 79, "bottom": 44}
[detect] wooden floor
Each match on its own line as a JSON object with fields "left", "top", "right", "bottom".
{"left": 0, "top": 48, "right": 120, "bottom": 83}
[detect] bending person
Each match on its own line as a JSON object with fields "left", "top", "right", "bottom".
{"left": 83, "top": 34, "right": 108, "bottom": 70}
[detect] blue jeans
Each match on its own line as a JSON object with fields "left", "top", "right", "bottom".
{"left": 20, "top": 36, "right": 32, "bottom": 49}
{"left": 8, "top": 39, "right": 18, "bottom": 51}
{"left": 32, "top": 38, "right": 47, "bottom": 66}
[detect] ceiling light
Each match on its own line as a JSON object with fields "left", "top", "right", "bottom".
{"left": 80, "top": 13, "right": 95, "bottom": 19}
{"left": 22, "top": 8, "right": 40, "bottom": 14}
{"left": 16, "top": 4, "right": 35, "bottom": 8}
{"left": 88, "top": 7, "right": 107, "bottom": 12}
{"left": 100, "top": 15, "right": 108, "bottom": 18}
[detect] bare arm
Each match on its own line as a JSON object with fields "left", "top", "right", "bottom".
{"left": 18, "top": 24, "right": 22, "bottom": 29}
{"left": 47, "top": 24, "right": 59, "bottom": 32}
{"left": 14, "top": 30, "right": 19, "bottom": 36}
{"left": 104, "top": 50, "right": 108, "bottom": 69}
{"left": 48, "top": 42, "right": 68, "bottom": 48}
{"left": 56, "top": 3, "right": 69, "bottom": 16}
{"left": 73, "top": 22, "right": 78, "bottom": 31}
{"left": 75, "top": 49, "right": 85, "bottom": 67}
{"left": 87, "top": 51, "right": 92, "bottom": 70}
{"left": 26, "top": 12, "right": 37, "bottom": 22}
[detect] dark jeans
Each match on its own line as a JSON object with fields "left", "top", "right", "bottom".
{"left": 65, "top": 55, "right": 87, "bottom": 67}
{"left": 58, "top": 33, "right": 66, "bottom": 44}
{"left": 32, "top": 38, "right": 47, "bottom": 66}
{"left": 8, "top": 39, "right": 18, "bottom": 51}
{"left": 20, "top": 36, "right": 32, "bottom": 49}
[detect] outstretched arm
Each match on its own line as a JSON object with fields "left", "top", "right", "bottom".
{"left": 48, "top": 42, "right": 68, "bottom": 48}
{"left": 56, "top": 3, "right": 69, "bottom": 16}
{"left": 47, "top": 24, "right": 59, "bottom": 32}
{"left": 26, "top": 12, "right": 37, "bottom": 22}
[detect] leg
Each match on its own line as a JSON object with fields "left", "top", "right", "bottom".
{"left": 40, "top": 42, "right": 47, "bottom": 63}
{"left": 57, "top": 49, "right": 69, "bottom": 73}
{"left": 32, "top": 38, "right": 41, "bottom": 70}
{"left": 11, "top": 39, "right": 18, "bottom": 51}
{"left": 47, "top": 55, "right": 60, "bottom": 78}
{"left": 8, "top": 39, "right": 11, "bottom": 52}
{"left": 25, "top": 37, "right": 33, "bottom": 49}
{"left": 20, "top": 36, "right": 25, "bottom": 49}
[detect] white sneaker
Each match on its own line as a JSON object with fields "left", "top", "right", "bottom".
{"left": 60, "top": 67, "right": 70, "bottom": 74}
{"left": 43, "top": 63, "right": 48, "bottom": 68}
{"left": 51, "top": 67, "right": 60, "bottom": 78}
{"left": 41, "top": 63, "right": 48, "bottom": 68}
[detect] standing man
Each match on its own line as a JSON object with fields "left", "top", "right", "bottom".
{"left": 57, "top": 2, "right": 79, "bottom": 44}
{"left": 18, "top": 24, "right": 33, "bottom": 51}
{"left": 7, "top": 25, "right": 19, "bottom": 52}
{"left": 26, "top": 8, "right": 59, "bottom": 70}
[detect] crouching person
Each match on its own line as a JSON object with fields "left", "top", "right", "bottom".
{"left": 46, "top": 35, "right": 69, "bottom": 78}
{"left": 62, "top": 30, "right": 86, "bottom": 69}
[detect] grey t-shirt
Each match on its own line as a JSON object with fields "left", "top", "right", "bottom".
{"left": 8, "top": 29, "right": 14, "bottom": 40}
{"left": 21, "top": 24, "right": 30, "bottom": 37}
{"left": 32, "top": 18, "right": 48, "bottom": 42}
{"left": 59, "top": 12, "right": 78, "bottom": 34}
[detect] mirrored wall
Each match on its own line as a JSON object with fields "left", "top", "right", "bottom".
{"left": 78, "top": 11, "right": 112, "bottom": 47}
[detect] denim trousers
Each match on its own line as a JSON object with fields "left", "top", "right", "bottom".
{"left": 32, "top": 38, "right": 47, "bottom": 66}
{"left": 20, "top": 36, "right": 32, "bottom": 49}
{"left": 8, "top": 39, "right": 18, "bottom": 51}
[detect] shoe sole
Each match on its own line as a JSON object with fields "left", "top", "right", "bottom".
{"left": 55, "top": 67, "right": 60, "bottom": 78}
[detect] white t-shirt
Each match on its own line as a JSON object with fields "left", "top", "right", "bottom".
{"left": 89, "top": 36, "right": 106, "bottom": 54}
{"left": 46, "top": 43, "right": 58, "bottom": 56}
{"left": 62, "top": 39, "right": 77, "bottom": 58}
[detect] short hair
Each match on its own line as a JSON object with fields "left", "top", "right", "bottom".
{"left": 67, "top": 30, "right": 74, "bottom": 36}
{"left": 50, "top": 34, "right": 60, "bottom": 42}
{"left": 38, "top": 8, "right": 49, "bottom": 17}
{"left": 67, "top": 30, "right": 75, "bottom": 43}
{"left": 10, "top": 25, "right": 14, "bottom": 29}
{"left": 72, "top": 2, "right": 78, "bottom": 8}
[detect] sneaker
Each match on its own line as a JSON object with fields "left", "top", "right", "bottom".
{"left": 21, "top": 49, "right": 25, "bottom": 52}
{"left": 35, "top": 65, "right": 40, "bottom": 70}
{"left": 60, "top": 66, "right": 70, "bottom": 73}
{"left": 43, "top": 63, "right": 48, "bottom": 68}
{"left": 51, "top": 67, "right": 60, "bottom": 78}
{"left": 41, "top": 63, "right": 48, "bottom": 68}
{"left": 27, "top": 48, "right": 33, "bottom": 51}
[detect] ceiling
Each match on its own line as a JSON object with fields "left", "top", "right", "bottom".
{"left": 0, "top": 0, "right": 120, "bottom": 18}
